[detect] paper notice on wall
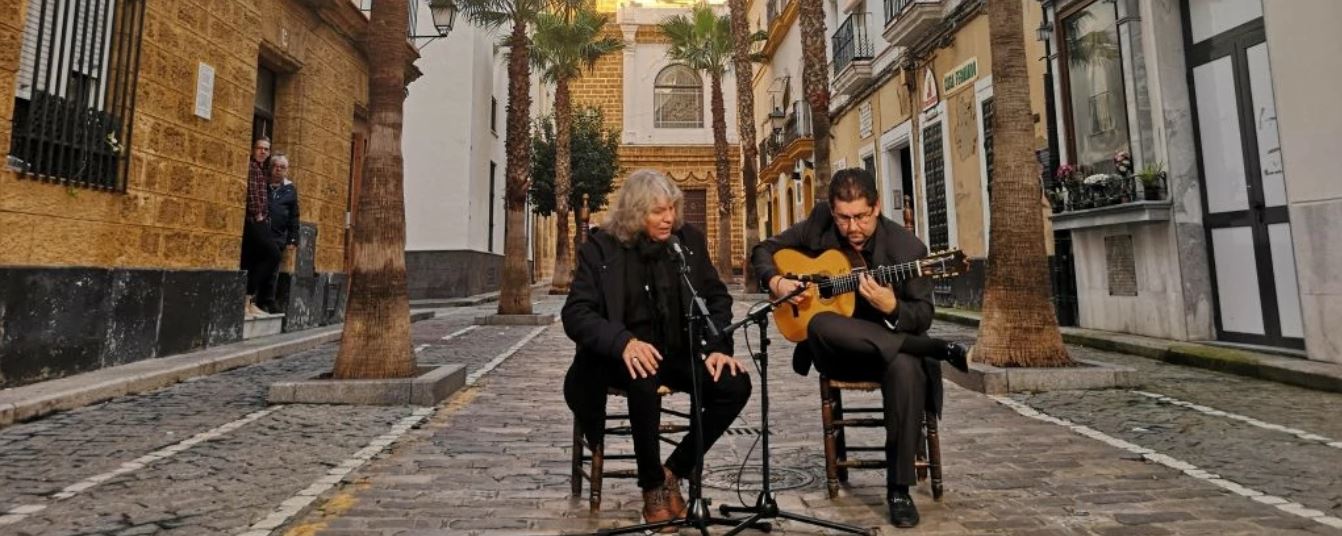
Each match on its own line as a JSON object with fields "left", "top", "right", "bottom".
{"left": 195, "top": 62, "right": 215, "bottom": 120}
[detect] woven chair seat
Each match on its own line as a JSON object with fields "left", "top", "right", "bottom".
{"left": 607, "top": 385, "right": 676, "bottom": 397}
{"left": 826, "top": 379, "right": 881, "bottom": 391}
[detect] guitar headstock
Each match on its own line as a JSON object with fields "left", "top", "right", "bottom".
{"left": 918, "top": 249, "right": 969, "bottom": 279}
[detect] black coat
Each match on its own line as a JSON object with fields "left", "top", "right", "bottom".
{"left": 267, "top": 181, "right": 300, "bottom": 247}
{"left": 750, "top": 202, "right": 944, "bottom": 416}
{"left": 562, "top": 225, "right": 734, "bottom": 446}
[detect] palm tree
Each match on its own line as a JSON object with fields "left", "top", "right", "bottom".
{"left": 727, "top": 0, "right": 761, "bottom": 291}
{"left": 333, "top": 0, "right": 415, "bottom": 379}
{"left": 977, "top": 0, "right": 1071, "bottom": 367}
{"left": 661, "top": 3, "right": 735, "bottom": 278}
{"left": 797, "top": 0, "right": 832, "bottom": 195}
{"left": 459, "top": 0, "right": 557, "bottom": 315}
{"left": 531, "top": 8, "right": 623, "bottom": 294}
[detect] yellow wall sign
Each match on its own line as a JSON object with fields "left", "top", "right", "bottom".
{"left": 943, "top": 58, "right": 978, "bottom": 95}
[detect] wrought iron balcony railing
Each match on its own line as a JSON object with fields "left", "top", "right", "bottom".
{"left": 832, "top": 13, "right": 874, "bottom": 76}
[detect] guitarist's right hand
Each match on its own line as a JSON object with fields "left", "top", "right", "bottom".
{"left": 770, "top": 276, "right": 810, "bottom": 306}
{"left": 622, "top": 338, "right": 663, "bottom": 379}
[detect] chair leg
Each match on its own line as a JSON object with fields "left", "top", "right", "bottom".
{"left": 820, "top": 379, "right": 840, "bottom": 499}
{"left": 590, "top": 441, "right": 605, "bottom": 513}
{"left": 915, "top": 418, "right": 928, "bottom": 482}
{"left": 926, "top": 416, "right": 943, "bottom": 501}
{"left": 833, "top": 388, "right": 849, "bottom": 483}
{"left": 571, "top": 422, "right": 583, "bottom": 497}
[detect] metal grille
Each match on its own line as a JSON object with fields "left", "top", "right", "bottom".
{"left": 922, "top": 122, "right": 948, "bottom": 251}
{"left": 8, "top": 0, "right": 145, "bottom": 190}
{"left": 831, "top": 13, "right": 874, "bottom": 76}
{"left": 884, "top": 0, "right": 916, "bottom": 24}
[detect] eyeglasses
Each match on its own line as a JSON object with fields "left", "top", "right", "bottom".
{"left": 833, "top": 210, "right": 875, "bottom": 226}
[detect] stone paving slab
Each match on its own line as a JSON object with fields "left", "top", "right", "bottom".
{"left": 284, "top": 303, "right": 1342, "bottom": 535}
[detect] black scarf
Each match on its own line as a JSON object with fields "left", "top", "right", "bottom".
{"left": 625, "top": 236, "right": 687, "bottom": 359}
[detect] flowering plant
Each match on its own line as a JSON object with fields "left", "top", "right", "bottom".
{"left": 1113, "top": 150, "right": 1132, "bottom": 176}
{"left": 1055, "top": 163, "right": 1078, "bottom": 182}
{"left": 1083, "top": 173, "right": 1111, "bottom": 185}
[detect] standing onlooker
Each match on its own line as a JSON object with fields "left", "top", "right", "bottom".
{"left": 242, "top": 137, "right": 281, "bottom": 317}
{"left": 264, "top": 153, "right": 301, "bottom": 313}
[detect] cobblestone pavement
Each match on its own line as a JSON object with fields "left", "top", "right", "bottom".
{"left": 285, "top": 301, "right": 1342, "bottom": 535}
{"left": 0, "top": 297, "right": 564, "bottom": 536}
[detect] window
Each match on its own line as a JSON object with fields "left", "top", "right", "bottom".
{"left": 10, "top": 0, "right": 146, "bottom": 189}
{"left": 1061, "top": 0, "right": 1129, "bottom": 172}
{"left": 654, "top": 65, "right": 703, "bottom": 129}
{"left": 253, "top": 66, "right": 277, "bottom": 142}
{"left": 490, "top": 96, "right": 497, "bottom": 134}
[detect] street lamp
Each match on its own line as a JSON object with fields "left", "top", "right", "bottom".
{"left": 427, "top": 0, "right": 458, "bottom": 36}
{"left": 410, "top": 0, "right": 458, "bottom": 48}
{"left": 1035, "top": 19, "right": 1053, "bottom": 43}
{"left": 768, "top": 108, "right": 786, "bottom": 133}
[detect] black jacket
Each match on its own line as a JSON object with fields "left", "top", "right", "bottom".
{"left": 562, "top": 225, "right": 734, "bottom": 446}
{"left": 750, "top": 202, "right": 944, "bottom": 416}
{"left": 267, "top": 180, "right": 300, "bottom": 247}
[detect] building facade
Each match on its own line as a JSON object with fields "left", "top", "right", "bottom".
{"left": 567, "top": 1, "right": 746, "bottom": 275}
{"left": 1044, "top": 0, "right": 1340, "bottom": 362}
{"left": 0, "top": 0, "right": 385, "bottom": 386}
{"left": 401, "top": 4, "right": 517, "bottom": 300}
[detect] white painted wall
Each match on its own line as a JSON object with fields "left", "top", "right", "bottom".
{"left": 618, "top": 4, "right": 738, "bottom": 146}
{"left": 403, "top": 11, "right": 508, "bottom": 255}
{"left": 1264, "top": 0, "right": 1342, "bottom": 363}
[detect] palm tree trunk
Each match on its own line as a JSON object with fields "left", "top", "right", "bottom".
{"left": 499, "top": 15, "right": 534, "bottom": 315}
{"left": 550, "top": 77, "right": 574, "bottom": 294}
{"left": 728, "top": 0, "right": 760, "bottom": 292}
{"left": 333, "top": 0, "right": 414, "bottom": 379}
{"left": 798, "top": 0, "right": 832, "bottom": 195}
{"left": 710, "top": 71, "right": 734, "bottom": 281}
{"left": 977, "top": 0, "right": 1070, "bottom": 367}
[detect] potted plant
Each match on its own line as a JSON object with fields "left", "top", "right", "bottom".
{"left": 1136, "top": 161, "right": 1166, "bottom": 201}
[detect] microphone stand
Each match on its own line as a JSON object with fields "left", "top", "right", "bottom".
{"left": 599, "top": 244, "right": 766, "bottom": 535}
{"left": 716, "top": 280, "right": 874, "bottom": 536}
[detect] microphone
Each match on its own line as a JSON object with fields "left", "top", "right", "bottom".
{"left": 666, "top": 235, "right": 688, "bottom": 266}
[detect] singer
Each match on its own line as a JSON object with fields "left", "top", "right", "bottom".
{"left": 562, "top": 169, "right": 751, "bottom": 530}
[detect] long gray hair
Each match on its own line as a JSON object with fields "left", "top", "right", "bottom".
{"left": 603, "top": 169, "right": 684, "bottom": 245}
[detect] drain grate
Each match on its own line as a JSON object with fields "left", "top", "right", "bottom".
{"left": 701, "top": 465, "right": 815, "bottom": 492}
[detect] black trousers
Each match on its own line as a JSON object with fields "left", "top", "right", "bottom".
{"left": 803, "top": 312, "right": 926, "bottom": 489}
{"left": 607, "top": 354, "right": 752, "bottom": 490}
{"left": 241, "top": 220, "right": 281, "bottom": 304}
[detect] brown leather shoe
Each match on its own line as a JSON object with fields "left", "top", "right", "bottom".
{"left": 641, "top": 486, "right": 674, "bottom": 532}
{"left": 663, "top": 466, "right": 686, "bottom": 518}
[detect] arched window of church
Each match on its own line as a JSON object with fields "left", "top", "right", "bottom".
{"left": 654, "top": 64, "right": 703, "bottom": 129}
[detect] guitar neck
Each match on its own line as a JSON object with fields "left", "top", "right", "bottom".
{"left": 819, "top": 260, "right": 922, "bottom": 295}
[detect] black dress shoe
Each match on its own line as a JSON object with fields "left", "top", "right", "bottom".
{"left": 888, "top": 492, "right": 920, "bottom": 528}
{"left": 944, "top": 342, "right": 969, "bottom": 373}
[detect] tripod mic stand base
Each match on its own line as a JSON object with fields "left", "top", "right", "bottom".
{"left": 597, "top": 498, "right": 772, "bottom": 535}
{"left": 719, "top": 492, "right": 874, "bottom": 536}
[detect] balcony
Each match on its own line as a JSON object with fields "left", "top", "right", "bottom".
{"left": 761, "top": 0, "right": 798, "bottom": 60}
{"left": 831, "top": 13, "right": 874, "bottom": 96}
{"left": 760, "top": 102, "right": 815, "bottom": 177}
{"left": 1046, "top": 170, "right": 1173, "bottom": 230}
{"left": 881, "top": 0, "right": 942, "bottom": 47}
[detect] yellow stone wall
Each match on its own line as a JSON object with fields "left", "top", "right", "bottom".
{"left": 0, "top": 0, "right": 369, "bottom": 273}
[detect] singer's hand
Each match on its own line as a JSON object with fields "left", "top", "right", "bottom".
{"left": 622, "top": 338, "right": 663, "bottom": 379}
{"left": 770, "top": 276, "right": 810, "bottom": 305}
{"left": 705, "top": 352, "right": 746, "bottom": 382}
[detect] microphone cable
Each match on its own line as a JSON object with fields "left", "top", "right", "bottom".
{"left": 731, "top": 298, "right": 772, "bottom": 509}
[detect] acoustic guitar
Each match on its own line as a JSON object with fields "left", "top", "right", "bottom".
{"left": 770, "top": 248, "right": 968, "bottom": 342}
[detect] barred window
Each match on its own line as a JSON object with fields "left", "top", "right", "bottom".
{"left": 9, "top": 0, "right": 146, "bottom": 190}
{"left": 654, "top": 65, "right": 703, "bottom": 129}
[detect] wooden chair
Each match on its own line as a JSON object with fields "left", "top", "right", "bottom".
{"left": 571, "top": 385, "right": 689, "bottom": 512}
{"left": 819, "top": 376, "right": 943, "bottom": 500}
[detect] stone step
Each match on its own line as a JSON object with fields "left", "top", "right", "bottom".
{"left": 244, "top": 312, "right": 285, "bottom": 340}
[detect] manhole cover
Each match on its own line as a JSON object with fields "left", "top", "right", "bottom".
{"left": 701, "top": 465, "right": 815, "bottom": 492}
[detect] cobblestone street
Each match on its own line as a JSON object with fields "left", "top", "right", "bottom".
{"left": 1, "top": 295, "right": 1341, "bottom": 535}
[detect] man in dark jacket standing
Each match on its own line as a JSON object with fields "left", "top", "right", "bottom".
{"left": 750, "top": 168, "right": 936, "bottom": 528}
{"left": 260, "top": 154, "right": 300, "bottom": 314}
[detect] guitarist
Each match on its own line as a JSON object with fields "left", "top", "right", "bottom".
{"left": 750, "top": 168, "right": 966, "bottom": 529}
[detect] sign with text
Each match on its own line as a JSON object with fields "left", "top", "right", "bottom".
{"left": 921, "top": 67, "right": 939, "bottom": 111}
{"left": 194, "top": 62, "right": 215, "bottom": 120}
{"left": 943, "top": 58, "right": 978, "bottom": 95}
